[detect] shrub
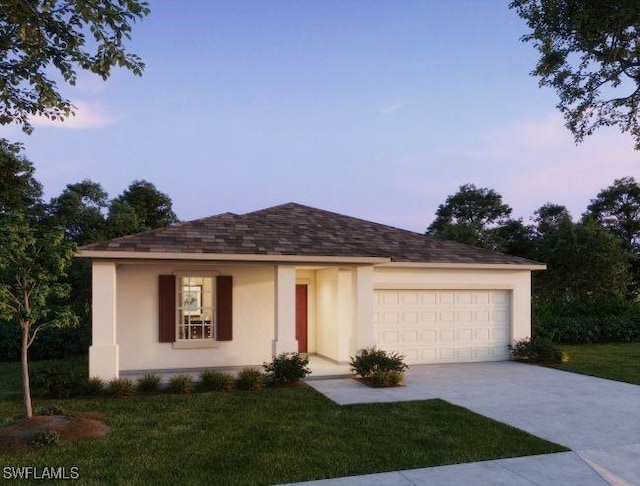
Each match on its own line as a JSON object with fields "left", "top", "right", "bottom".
{"left": 107, "top": 378, "right": 136, "bottom": 398}
{"left": 371, "top": 370, "right": 404, "bottom": 387}
{"left": 236, "top": 368, "right": 264, "bottom": 390}
{"left": 137, "top": 374, "right": 162, "bottom": 393}
{"left": 84, "top": 376, "right": 105, "bottom": 396}
{"left": 199, "top": 370, "right": 234, "bottom": 392}
{"left": 263, "top": 353, "right": 311, "bottom": 385}
{"left": 36, "top": 405, "right": 66, "bottom": 416}
{"left": 30, "top": 363, "right": 86, "bottom": 398}
{"left": 509, "top": 337, "right": 564, "bottom": 363}
{"left": 167, "top": 375, "right": 195, "bottom": 394}
{"left": 532, "top": 298, "right": 640, "bottom": 343}
{"left": 31, "top": 430, "right": 60, "bottom": 446}
{"left": 350, "top": 347, "right": 408, "bottom": 378}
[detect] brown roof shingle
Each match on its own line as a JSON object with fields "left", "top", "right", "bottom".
{"left": 79, "top": 202, "right": 541, "bottom": 265}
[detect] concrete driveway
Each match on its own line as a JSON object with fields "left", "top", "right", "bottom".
{"left": 301, "top": 361, "right": 640, "bottom": 485}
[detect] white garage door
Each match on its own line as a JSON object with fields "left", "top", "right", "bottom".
{"left": 374, "top": 290, "right": 511, "bottom": 364}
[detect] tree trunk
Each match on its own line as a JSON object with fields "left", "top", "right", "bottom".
{"left": 21, "top": 321, "right": 33, "bottom": 418}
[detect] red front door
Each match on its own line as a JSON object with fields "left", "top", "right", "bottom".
{"left": 295, "top": 284, "right": 308, "bottom": 353}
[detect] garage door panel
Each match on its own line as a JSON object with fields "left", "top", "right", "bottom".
{"left": 374, "top": 289, "right": 511, "bottom": 364}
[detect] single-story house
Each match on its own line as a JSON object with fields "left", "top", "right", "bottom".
{"left": 78, "top": 202, "right": 545, "bottom": 380}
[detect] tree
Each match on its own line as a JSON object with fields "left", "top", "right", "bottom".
{"left": 494, "top": 218, "right": 536, "bottom": 258}
{"left": 532, "top": 203, "right": 572, "bottom": 238}
{"left": 110, "top": 180, "right": 178, "bottom": 232}
{"left": 510, "top": 0, "right": 640, "bottom": 148}
{"left": 0, "top": 211, "right": 76, "bottom": 417}
{"left": 535, "top": 218, "right": 631, "bottom": 302}
{"left": 0, "top": 0, "right": 149, "bottom": 138}
{"left": 426, "top": 183, "right": 512, "bottom": 249}
{"left": 0, "top": 145, "right": 43, "bottom": 216}
{"left": 583, "top": 177, "right": 640, "bottom": 250}
{"left": 48, "top": 179, "right": 109, "bottom": 245}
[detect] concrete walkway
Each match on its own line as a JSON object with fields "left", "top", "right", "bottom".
{"left": 291, "top": 362, "right": 640, "bottom": 485}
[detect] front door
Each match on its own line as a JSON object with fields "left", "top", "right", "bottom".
{"left": 295, "top": 284, "right": 308, "bottom": 353}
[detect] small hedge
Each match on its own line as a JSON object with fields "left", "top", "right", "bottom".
{"left": 533, "top": 299, "right": 640, "bottom": 343}
{"left": 509, "top": 337, "right": 564, "bottom": 363}
{"left": 350, "top": 347, "right": 408, "bottom": 379}
{"left": 263, "top": 353, "right": 311, "bottom": 385}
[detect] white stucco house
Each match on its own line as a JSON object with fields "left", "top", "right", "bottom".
{"left": 78, "top": 202, "right": 545, "bottom": 380}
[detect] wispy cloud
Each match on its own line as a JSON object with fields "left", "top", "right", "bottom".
{"left": 380, "top": 99, "right": 408, "bottom": 114}
{"left": 440, "top": 114, "right": 638, "bottom": 220}
{"left": 31, "top": 101, "right": 117, "bottom": 130}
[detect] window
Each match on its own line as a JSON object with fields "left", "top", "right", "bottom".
{"left": 159, "top": 275, "right": 233, "bottom": 344}
{"left": 178, "top": 276, "right": 215, "bottom": 340}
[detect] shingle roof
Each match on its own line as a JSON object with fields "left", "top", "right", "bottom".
{"left": 79, "top": 202, "right": 541, "bottom": 265}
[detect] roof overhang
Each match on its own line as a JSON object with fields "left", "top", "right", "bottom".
{"left": 76, "top": 249, "right": 391, "bottom": 265}
{"left": 380, "top": 262, "right": 547, "bottom": 271}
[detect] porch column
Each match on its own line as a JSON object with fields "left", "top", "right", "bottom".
{"left": 89, "top": 261, "right": 119, "bottom": 380}
{"left": 353, "top": 265, "right": 376, "bottom": 352}
{"left": 273, "top": 265, "right": 298, "bottom": 355}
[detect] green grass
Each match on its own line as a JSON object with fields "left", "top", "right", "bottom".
{"left": 547, "top": 343, "right": 640, "bottom": 385}
{"left": 0, "top": 358, "right": 566, "bottom": 484}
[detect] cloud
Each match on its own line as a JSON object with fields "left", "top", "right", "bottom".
{"left": 380, "top": 99, "right": 408, "bottom": 114}
{"left": 30, "top": 101, "right": 117, "bottom": 130}
{"left": 440, "top": 114, "right": 638, "bottom": 220}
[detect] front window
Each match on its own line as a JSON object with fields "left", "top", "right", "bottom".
{"left": 177, "top": 276, "right": 216, "bottom": 340}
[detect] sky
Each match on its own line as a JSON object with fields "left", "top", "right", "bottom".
{"left": 1, "top": 0, "right": 638, "bottom": 233}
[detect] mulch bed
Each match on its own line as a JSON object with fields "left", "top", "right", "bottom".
{"left": 353, "top": 377, "right": 405, "bottom": 388}
{"left": 0, "top": 413, "right": 109, "bottom": 454}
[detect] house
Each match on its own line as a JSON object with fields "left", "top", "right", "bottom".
{"left": 78, "top": 202, "right": 545, "bottom": 380}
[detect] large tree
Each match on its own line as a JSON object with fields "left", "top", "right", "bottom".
{"left": 0, "top": 211, "right": 76, "bottom": 417}
{"left": 0, "top": 145, "right": 43, "bottom": 215}
{"left": 48, "top": 179, "right": 109, "bottom": 245}
{"left": 510, "top": 0, "right": 640, "bottom": 148}
{"left": 583, "top": 177, "right": 640, "bottom": 250}
{"left": 426, "top": 183, "right": 512, "bottom": 249}
{"left": 0, "top": 0, "right": 149, "bottom": 138}
{"left": 110, "top": 180, "right": 178, "bottom": 232}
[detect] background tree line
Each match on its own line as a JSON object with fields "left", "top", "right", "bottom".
{"left": 427, "top": 181, "right": 640, "bottom": 343}
{"left": 0, "top": 146, "right": 177, "bottom": 361}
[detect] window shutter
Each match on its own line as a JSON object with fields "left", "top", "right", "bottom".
{"left": 216, "top": 276, "right": 233, "bottom": 341}
{"left": 159, "top": 275, "right": 176, "bottom": 342}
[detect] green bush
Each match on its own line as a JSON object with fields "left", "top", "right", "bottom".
{"left": 371, "top": 370, "right": 404, "bottom": 387}
{"left": 350, "top": 347, "right": 408, "bottom": 378}
{"left": 199, "top": 370, "right": 234, "bottom": 392}
{"left": 263, "top": 353, "right": 311, "bottom": 385}
{"left": 509, "top": 337, "right": 564, "bottom": 363}
{"left": 31, "top": 430, "right": 60, "bottom": 446}
{"left": 137, "top": 374, "right": 162, "bottom": 393}
{"left": 30, "top": 363, "right": 86, "bottom": 398}
{"left": 36, "top": 405, "right": 66, "bottom": 416}
{"left": 168, "top": 375, "right": 195, "bottom": 394}
{"left": 84, "top": 376, "right": 105, "bottom": 396}
{"left": 108, "top": 378, "right": 136, "bottom": 398}
{"left": 533, "top": 298, "right": 640, "bottom": 343}
{"left": 236, "top": 368, "right": 264, "bottom": 390}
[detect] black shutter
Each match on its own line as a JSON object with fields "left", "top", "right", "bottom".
{"left": 159, "top": 275, "right": 176, "bottom": 342}
{"left": 216, "top": 276, "right": 233, "bottom": 341}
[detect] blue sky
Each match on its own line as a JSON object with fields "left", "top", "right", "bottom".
{"left": 1, "top": 0, "right": 637, "bottom": 232}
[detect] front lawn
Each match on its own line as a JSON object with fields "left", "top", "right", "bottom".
{"left": 0, "top": 359, "right": 566, "bottom": 484}
{"left": 547, "top": 343, "right": 640, "bottom": 385}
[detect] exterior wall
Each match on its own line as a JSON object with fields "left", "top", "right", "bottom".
{"left": 115, "top": 263, "right": 275, "bottom": 372}
{"left": 373, "top": 267, "right": 533, "bottom": 343}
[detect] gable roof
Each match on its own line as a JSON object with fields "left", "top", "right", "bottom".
{"left": 78, "top": 202, "right": 542, "bottom": 266}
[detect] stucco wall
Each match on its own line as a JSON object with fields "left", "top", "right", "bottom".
{"left": 373, "top": 266, "right": 533, "bottom": 343}
{"left": 115, "top": 263, "right": 275, "bottom": 372}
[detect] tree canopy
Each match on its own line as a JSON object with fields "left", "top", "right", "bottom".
{"left": 426, "top": 183, "right": 512, "bottom": 249}
{"left": 0, "top": 0, "right": 149, "bottom": 137}
{"left": 0, "top": 145, "right": 43, "bottom": 215}
{"left": 510, "top": 0, "right": 640, "bottom": 148}
{"left": 111, "top": 180, "right": 179, "bottom": 232}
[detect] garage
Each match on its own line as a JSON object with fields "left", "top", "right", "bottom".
{"left": 374, "top": 289, "right": 511, "bottom": 364}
